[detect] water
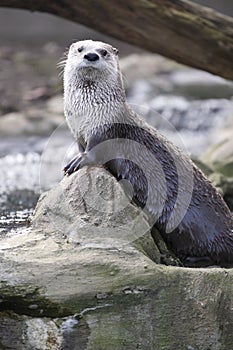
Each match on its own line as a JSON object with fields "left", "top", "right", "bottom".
{"left": 0, "top": 144, "right": 42, "bottom": 234}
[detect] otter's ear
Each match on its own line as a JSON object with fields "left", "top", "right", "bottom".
{"left": 113, "top": 47, "right": 119, "bottom": 55}
{"left": 69, "top": 42, "right": 76, "bottom": 51}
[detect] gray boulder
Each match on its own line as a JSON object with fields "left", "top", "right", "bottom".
{"left": 0, "top": 167, "right": 233, "bottom": 349}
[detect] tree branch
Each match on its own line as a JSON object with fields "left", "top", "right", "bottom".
{"left": 1, "top": 0, "right": 233, "bottom": 80}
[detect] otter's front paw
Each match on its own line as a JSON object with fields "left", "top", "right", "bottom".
{"left": 64, "top": 155, "right": 83, "bottom": 175}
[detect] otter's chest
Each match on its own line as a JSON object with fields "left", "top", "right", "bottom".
{"left": 66, "top": 105, "right": 113, "bottom": 144}
{"left": 64, "top": 86, "right": 124, "bottom": 144}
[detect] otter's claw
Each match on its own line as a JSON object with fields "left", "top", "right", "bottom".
{"left": 64, "top": 155, "right": 82, "bottom": 175}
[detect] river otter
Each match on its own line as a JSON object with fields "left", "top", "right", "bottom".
{"left": 63, "top": 40, "right": 233, "bottom": 266}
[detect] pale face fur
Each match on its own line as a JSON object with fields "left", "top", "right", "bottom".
{"left": 63, "top": 40, "right": 127, "bottom": 144}
{"left": 64, "top": 40, "right": 120, "bottom": 86}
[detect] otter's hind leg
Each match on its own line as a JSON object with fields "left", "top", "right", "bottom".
{"left": 151, "top": 226, "right": 183, "bottom": 266}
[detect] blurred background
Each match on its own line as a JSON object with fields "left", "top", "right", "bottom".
{"left": 0, "top": 1, "right": 233, "bottom": 232}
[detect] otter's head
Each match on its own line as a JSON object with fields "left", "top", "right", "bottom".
{"left": 64, "top": 40, "right": 121, "bottom": 88}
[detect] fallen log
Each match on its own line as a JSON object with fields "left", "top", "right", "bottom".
{"left": 1, "top": 0, "right": 233, "bottom": 79}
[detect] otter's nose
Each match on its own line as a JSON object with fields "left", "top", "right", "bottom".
{"left": 84, "top": 53, "right": 99, "bottom": 62}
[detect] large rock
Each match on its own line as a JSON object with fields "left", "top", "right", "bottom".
{"left": 0, "top": 167, "right": 233, "bottom": 349}
{"left": 201, "top": 134, "right": 233, "bottom": 209}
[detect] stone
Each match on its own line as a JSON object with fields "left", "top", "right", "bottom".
{"left": 0, "top": 108, "right": 64, "bottom": 136}
{"left": 120, "top": 53, "right": 179, "bottom": 88}
{"left": 0, "top": 312, "right": 62, "bottom": 350}
{"left": 0, "top": 167, "right": 233, "bottom": 349}
{"left": 0, "top": 112, "right": 29, "bottom": 136}
{"left": 201, "top": 136, "right": 233, "bottom": 178}
{"left": 200, "top": 134, "right": 233, "bottom": 209}
{"left": 169, "top": 69, "right": 233, "bottom": 99}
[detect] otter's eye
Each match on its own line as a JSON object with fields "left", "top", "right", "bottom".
{"left": 101, "top": 50, "right": 108, "bottom": 57}
{"left": 78, "top": 47, "right": 83, "bottom": 53}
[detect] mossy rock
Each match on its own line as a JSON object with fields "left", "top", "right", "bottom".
{"left": 0, "top": 167, "right": 233, "bottom": 349}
